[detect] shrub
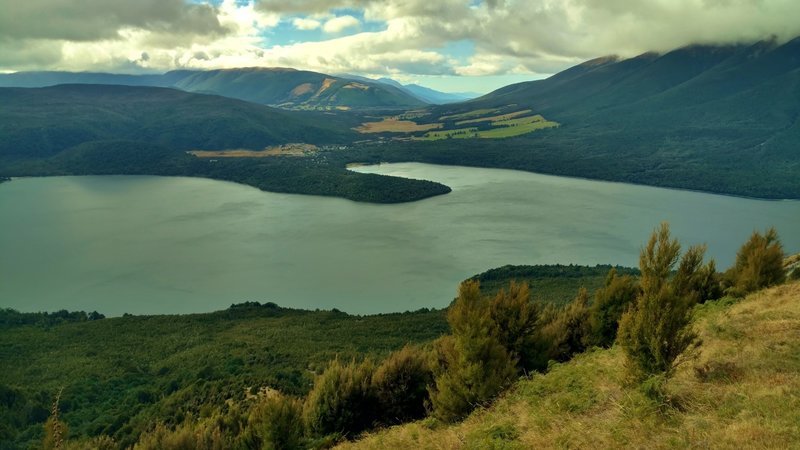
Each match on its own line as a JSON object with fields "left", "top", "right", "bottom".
{"left": 674, "top": 245, "right": 722, "bottom": 303}
{"left": 488, "top": 281, "right": 541, "bottom": 372}
{"left": 131, "top": 421, "right": 225, "bottom": 450}
{"left": 617, "top": 223, "right": 699, "bottom": 381}
{"left": 429, "top": 280, "right": 516, "bottom": 422}
{"left": 372, "top": 345, "right": 433, "bottom": 425}
{"left": 303, "top": 358, "right": 377, "bottom": 437}
{"left": 585, "top": 269, "right": 640, "bottom": 348}
{"left": 724, "top": 227, "right": 785, "bottom": 297}
{"left": 541, "top": 288, "right": 591, "bottom": 362}
{"left": 617, "top": 286, "right": 697, "bottom": 380}
{"left": 246, "top": 392, "right": 304, "bottom": 450}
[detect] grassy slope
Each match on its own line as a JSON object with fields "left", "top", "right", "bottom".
{"left": 339, "top": 281, "right": 800, "bottom": 449}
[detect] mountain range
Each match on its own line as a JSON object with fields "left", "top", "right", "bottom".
{"left": 339, "top": 74, "right": 480, "bottom": 104}
{"left": 0, "top": 68, "right": 474, "bottom": 109}
{"left": 0, "top": 37, "right": 798, "bottom": 200}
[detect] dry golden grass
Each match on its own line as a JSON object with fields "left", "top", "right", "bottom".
{"left": 291, "top": 83, "right": 314, "bottom": 97}
{"left": 355, "top": 117, "right": 443, "bottom": 133}
{"left": 318, "top": 78, "right": 338, "bottom": 95}
{"left": 338, "top": 282, "right": 800, "bottom": 450}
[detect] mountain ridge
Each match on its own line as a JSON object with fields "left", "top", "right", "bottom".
{"left": 0, "top": 68, "right": 427, "bottom": 110}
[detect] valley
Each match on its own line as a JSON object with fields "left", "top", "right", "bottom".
{"left": 2, "top": 38, "right": 799, "bottom": 200}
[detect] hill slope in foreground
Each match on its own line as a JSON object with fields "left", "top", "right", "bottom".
{"left": 341, "top": 281, "right": 800, "bottom": 449}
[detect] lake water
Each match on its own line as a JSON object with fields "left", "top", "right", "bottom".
{"left": 1, "top": 163, "right": 798, "bottom": 316}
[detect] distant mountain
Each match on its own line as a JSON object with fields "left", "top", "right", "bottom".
{"left": 338, "top": 74, "right": 479, "bottom": 104}
{"left": 0, "top": 84, "right": 354, "bottom": 162}
{"left": 403, "top": 84, "right": 479, "bottom": 104}
{"left": 373, "top": 77, "right": 479, "bottom": 104}
{"left": 0, "top": 68, "right": 426, "bottom": 110}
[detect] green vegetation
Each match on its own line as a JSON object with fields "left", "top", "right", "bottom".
{"left": 415, "top": 117, "right": 558, "bottom": 140}
{"left": 471, "top": 264, "right": 639, "bottom": 306}
{"left": 0, "top": 85, "right": 456, "bottom": 204}
{"left": 339, "top": 245, "right": 797, "bottom": 450}
{"left": 454, "top": 109, "right": 531, "bottom": 125}
{"left": 617, "top": 224, "right": 709, "bottom": 384}
{"left": 3, "top": 40, "right": 800, "bottom": 201}
{"left": 470, "top": 115, "right": 559, "bottom": 138}
{"left": 428, "top": 281, "right": 518, "bottom": 422}
{"left": 0, "top": 264, "right": 616, "bottom": 449}
{"left": 439, "top": 109, "right": 501, "bottom": 121}
{"left": 417, "top": 127, "right": 479, "bottom": 140}
{"left": 4, "top": 228, "right": 795, "bottom": 449}
{"left": 340, "top": 280, "right": 800, "bottom": 450}
{"left": 723, "top": 227, "right": 786, "bottom": 297}
{"left": 404, "top": 40, "right": 800, "bottom": 199}
{"left": 0, "top": 304, "right": 447, "bottom": 449}
{"left": 585, "top": 269, "right": 640, "bottom": 348}
{"left": 363, "top": 111, "right": 559, "bottom": 141}
{"left": 303, "top": 358, "right": 377, "bottom": 437}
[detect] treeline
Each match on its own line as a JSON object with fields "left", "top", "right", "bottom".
{"left": 44, "top": 225, "right": 792, "bottom": 449}
{"left": 1, "top": 140, "right": 451, "bottom": 204}
{"left": 0, "top": 306, "right": 449, "bottom": 450}
{"left": 338, "top": 135, "right": 800, "bottom": 200}
{"left": 472, "top": 264, "right": 639, "bottom": 305}
{"left": 0, "top": 309, "right": 105, "bottom": 328}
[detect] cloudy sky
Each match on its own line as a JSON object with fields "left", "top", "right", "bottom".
{"left": 1, "top": 0, "right": 799, "bottom": 93}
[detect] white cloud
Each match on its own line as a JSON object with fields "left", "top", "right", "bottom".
{"left": 293, "top": 17, "right": 322, "bottom": 30}
{"left": 2, "top": 0, "right": 799, "bottom": 83}
{"left": 322, "top": 15, "right": 360, "bottom": 33}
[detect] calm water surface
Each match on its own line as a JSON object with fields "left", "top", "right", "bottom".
{"left": 1, "top": 163, "right": 798, "bottom": 315}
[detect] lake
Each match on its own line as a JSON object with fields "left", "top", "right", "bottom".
{"left": 1, "top": 163, "right": 798, "bottom": 316}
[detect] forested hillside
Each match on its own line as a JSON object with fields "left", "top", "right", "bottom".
{"left": 352, "top": 38, "right": 800, "bottom": 199}
{"left": 0, "top": 264, "right": 614, "bottom": 449}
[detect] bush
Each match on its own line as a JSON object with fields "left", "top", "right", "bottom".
{"left": 724, "top": 227, "right": 785, "bottom": 297}
{"left": 673, "top": 245, "right": 722, "bottom": 303}
{"left": 372, "top": 345, "right": 433, "bottom": 425}
{"left": 617, "top": 223, "right": 700, "bottom": 381}
{"left": 488, "top": 281, "right": 541, "bottom": 372}
{"left": 585, "top": 269, "right": 640, "bottom": 348}
{"left": 540, "top": 288, "right": 591, "bottom": 362}
{"left": 131, "top": 421, "right": 225, "bottom": 450}
{"left": 303, "top": 358, "right": 377, "bottom": 437}
{"left": 246, "top": 392, "right": 304, "bottom": 450}
{"left": 429, "top": 280, "right": 516, "bottom": 422}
